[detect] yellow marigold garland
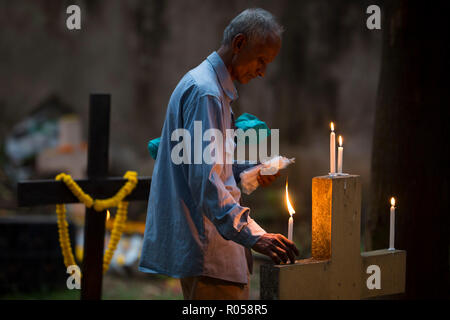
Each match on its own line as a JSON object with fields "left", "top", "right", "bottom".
{"left": 55, "top": 171, "right": 138, "bottom": 275}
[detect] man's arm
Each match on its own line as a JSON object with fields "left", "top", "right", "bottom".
{"left": 183, "top": 94, "right": 265, "bottom": 248}
{"left": 183, "top": 94, "right": 298, "bottom": 263}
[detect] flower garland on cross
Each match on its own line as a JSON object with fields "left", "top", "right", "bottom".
{"left": 54, "top": 171, "right": 138, "bottom": 275}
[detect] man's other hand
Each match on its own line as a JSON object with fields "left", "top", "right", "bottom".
{"left": 251, "top": 233, "right": 299, "bottom": 264}
{"left": 257, "top": 171, "right": 280, "bottom": 187}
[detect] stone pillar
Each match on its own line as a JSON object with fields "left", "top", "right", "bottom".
{"left": 260, "top": 174, "right": 405, "bottom": 300}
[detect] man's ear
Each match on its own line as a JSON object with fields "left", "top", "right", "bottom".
{"left": 232, "top": 33, "right": 247, "bottom": 53}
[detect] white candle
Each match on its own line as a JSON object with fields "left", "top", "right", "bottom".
{"left": 330, "top": 122, "right": 336, "bottom": 174}
{"left": 389, "top": 197, "right": 396, "bottom": 250}
{"left": 337, "top": 135, "right": 343, "bottom": 174}
{"left": 288, "top": 215, "right": 293, "bottom": 241}
{"left": 285, "top": 180, "right": 295, "bottom": 242}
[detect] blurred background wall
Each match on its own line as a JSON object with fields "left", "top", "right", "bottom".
{"left": 0, "top": 0, "right": 382, "bottom": 258}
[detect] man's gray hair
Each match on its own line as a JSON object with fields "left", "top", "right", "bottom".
{"left": 222, "top": 8, "right": 284, "bottom": 46}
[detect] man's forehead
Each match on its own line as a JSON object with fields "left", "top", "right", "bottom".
{"left": 251, "top": 34, "right": 281, "bottom": 56}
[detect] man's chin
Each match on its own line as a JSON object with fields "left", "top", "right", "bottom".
{"left": 238, "top": 76, "right": 252, "bottom": 84}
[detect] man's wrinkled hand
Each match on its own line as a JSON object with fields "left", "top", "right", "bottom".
{"left": 251, "top": 233, "right": 299, "bottom": 264}
{"left": 257, "top": 171, "right": 280, "bottom": 187}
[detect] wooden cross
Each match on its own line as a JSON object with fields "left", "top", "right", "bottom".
{"left": 17, "top": 94, "right": 151, "bottom": 300}
{"left": 260, "top": 175, "right": 406, "bottom": 299}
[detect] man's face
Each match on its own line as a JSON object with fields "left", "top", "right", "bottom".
{"left": 230, "top": 32, "right": 281, "bottom": 84}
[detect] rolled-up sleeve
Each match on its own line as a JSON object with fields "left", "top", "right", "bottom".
{"left": 184, "top": 94, "right": 266, "bottom": 248}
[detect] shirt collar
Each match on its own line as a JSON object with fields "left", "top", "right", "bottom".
{"left": 206, "top": 51, "right": 238, "bottom": 102}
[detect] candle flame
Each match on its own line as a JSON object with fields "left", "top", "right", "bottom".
{"left": 390, "top": 197, "right": 396, "bottom": 207}
{"left": 339, "top": 135, "right": 343, "bottom": 147}
{"left": 285, "top": 179, "right": 295, "bottom": 216}
{"left": 106, "top": 210, "right": 111, "bottom": 221}
{"left": 330, "top": 122, "right": 334, "bottom": 131}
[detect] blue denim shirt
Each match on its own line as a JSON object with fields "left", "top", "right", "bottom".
{"left": 138, "top": 52, "right": 266, "bottom": 284}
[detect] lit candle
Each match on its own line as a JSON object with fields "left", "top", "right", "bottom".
{"left": 285, "top": 179, "right": 295, "bottom": 241}
{"left": 288, "top": 216, "right": 293, "bottom": 242}
{"left": 330, "top": 122, "right": 336, "bottom": 174}
{"left": 337, "top": 135, "right": 343, "bottom": 174}
{"left": 389, "top": 197, "right": 396, "bottom": 250}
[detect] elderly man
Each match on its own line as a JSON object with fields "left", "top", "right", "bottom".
{"left": 139, "top": 8, "right": 299, "bottom": 300}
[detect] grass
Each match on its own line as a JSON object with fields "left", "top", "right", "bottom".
{"left": 2, "top": 288, "right": 80, "bottom": 300}
{"left": 1, "top": 260, "right": 265, "bottom": 300}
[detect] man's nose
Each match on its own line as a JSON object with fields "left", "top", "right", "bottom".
{"left": 257, "top": 63, "right": 267, "bottom": 77}
{"left": 257, "top": 68, "right": 266, "bottom": 77}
